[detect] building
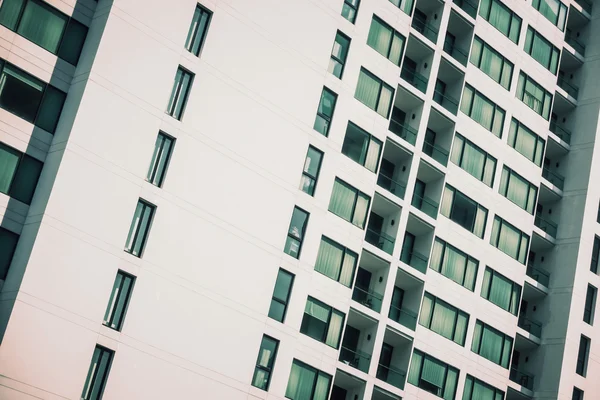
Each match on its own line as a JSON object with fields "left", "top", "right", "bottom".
{"left": 0, "top": 0, "right": 598, "bottom": 399}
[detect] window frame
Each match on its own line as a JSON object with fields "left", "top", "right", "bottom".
{"left": 124, "top": 199, "right": 156, "bottom": 258}
{"left": 490, "top": 215, "right": 530, "bottom": 264}
{"left": 508, "top": 118, "right": 546, "bottom": 166}
{"left": 0, "top": 141, "right": 43, "bottom": 205}
{"left": 471, "top": 320, "right": 514, "bottom": 368}
{"left": 408, "top": 349, "right": 459, "bottom": 399}
{"left": 460, "top": 84, "right": 506, "bottom": 137}
{"left": 341, "top": 122, "right": 382, "bottom": 173}
{"left": 284, "top": 206, "right": 310, "bottom": 259}
{"left": 583, "top": 284, "right": 596, "bottom": 325}
{"left": 481, "top": 266, "right": 522, "bottom": 315}
{"left": 81, "top": 345, "right": 114, "bottom": 400}
{"left": 524, "top": 26, "right": 560, "bottom": 74}
{"left": 592, "top": 236, "right": 599, "bottom": 273}
{"left": 429, "top": 237, "right": 479, "bottom": 291}
{"left": 328, "top": 178, "right": 371, "bottom": 229}
{"left": 463, "top": 375, "right": 505, "bottom": 400}
{"left": 419, "top": 292, "right": 470, "bottom": 346}
{"left": 268, "top": 268, "right": 295, "bottom": 323}
{"left": 469, "top": 35, "right": 514, "bottom": 90}
{"left": 576, "top": 335, "right": 590, "bottom": 376}
{"left": 341, "top": 0, "right": 360, "bottom": 23}
{"left": 299, "top": 145, "right": 323, "bottom": 196}
{"left": 251, "top": 335, "right": 280, "bottom": 391}
{"left": 300, "top": 296, "right": 345, "bottom": 349}
{"left": 441, "top": 185, "right": 488, "bottom": 238}
{"left": 532, "top": 0, "right": 567, "bottom": 30}
{"left": 355, "top": 67, "right": 394, "bottom": 118}
{"left": 184, "top": 3, "right": 213, "bottom": 56}
{"left": 166, "top": 66, "right": 194, "bottom": 121}
{"left": 313, "top": 87, "right": 338, "bottom": 137}
{"left": 499, "top": 165, "right": 538, "bottom": 214}
{"left": 479, "top": 0, "right": 522, "bottom": 43}
{"left": 329, "top": 30, "right": 351, "bottom": 79}
{"left": 516, "top": 72, "right": 553, "bottom": 120}
{"left": 450, "top": 133, "right": 497, "bottom": 187}
{"left": 146, "top": 131, "right": 175, "bottom": 188}
{"left": 314, "top": 235, "right": 358, "bottom": 287}
{"left": 102, "top": 270, "right": 136, "bottom": 332}
{"left": 367, "top": 15, "right": 406, "bottom": 66}
{"left": 0, "top": 226, "right": 19, "bottom": 281}
{"left": 285, "top": 359, "right": 332, "bottom": 400}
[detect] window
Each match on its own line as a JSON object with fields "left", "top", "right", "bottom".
{"left": 463, "top": 375, "right": 505, "bottom": 400}
{"left": 146, "top": 132, "right": 175, "bottom": 187}
{"left": 355, "top": 68, "right": 394, "bottom": 118}
{"left": 430, "top": 237, "right": 479, "bottom": 291}
{"left": 407, "top": 349, "right": 459, "bottom": 400}
{"left": 516, "top": 72, "right": 553, "bottom": 120}
{"left": 419, "top": 292, "right": 469, "bottom": 346}
{"left": 284, "top": 207, "right": 309, "bottom": 259}
{"left": 592, "top": 236, "right": 599, "bottom": 273}
{"left": 469, "top": 36, "right": 514, "bottom": 90}
{"left": 184, "top": 4, "right": 212, "bottom": 56}
{"left": 0, "top": 0, "right": 88, "bottom": 65}
{"left": 313, "top": 87, "right": 337, "bottom": 136}
{"left": 573, "top": 387, "right": 584, "bottom": 400}
{"left": 508, "top": 119, "right": 545, "bottom": 166}
{"left": 533, "top": 0, "right": 567, "bottom": 30}
{"left": 471, "top": 320, "right": 513, "bottom": 368}
{"left": 341, "top": 122, "right": 382, "bottom": 173}
{"left": 440, "top": 185, "right": 488, "bottom": 238}
{"left": 576, "top": 335, "right": 590, "bottom": 376}
{"left": 0, "top": 226, "right": 19, "bottom": 281}
{"left": 103, "top": 271, "right": 135, "bottom": 331}
{"left": 166, "top": 66, "right": 194, "bottom": 120}
{"left": 490, "top": 216, "right": 530, "bottom": 264}
{"left": 367, "top": 16, "right": 406, "bottom": 66}
{"left": 499, "top": 166, "right": 538, "bottom": 214}
{"left": 481, "top": 267, "right": 521, "bottom": 315}
{"left": 299, "top": 146, "right": 323, "bottom": 196}
{"left": 389, "top": 0, "right": 415, "bottom": 16}
{"left": 524, "top": 27, "right": 560, "bottom": 74}
{"left": 341, "top": 0, "right": 360, "bottom": 23}
{"left": 0, "top": 142, "right": 43, "bottom": 205}
{"left": 300, "top": 297, "right": 345, "bottom": 348}
{"left": 252, "top": 335, "right": 279, "bottom": 391}
{"left": 450, "top": 134, "right": 497, "bottom": 187}
{"left": 124, "top": 199, "right": 155, "bottom": 257}
{"left": 314, "top": 236, "right": 357, "bottom": 287}
{"left": 328, "top": 31, "right": 350, "bottom": 79}
{"left": 268, "top": 268, "right": 294, "bottom": 323}
{"left": 81, "top": 345, "right": 114, "bottom": 400}
{"left": 285, "top": 359, "right": 332, "bottom": 400}
{"left": 328, "top": 178, "right": 370, "bottom": 229}
{"left": 478, "top": 0, "right": 522, "bottom": 43}
{"left": 0, "top": 60, "right": 66, "bottom": 133}
{"left": 460, "top": 85, "right": 505, "bottom": 137}
{"left": 583, "top": 285, "right": 596, "bottom": 325}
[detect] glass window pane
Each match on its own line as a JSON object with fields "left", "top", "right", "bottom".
{"left": 58, "top": 18, "right": 88, "bottom": 65}
{"left": 17, "top": 0, "right": 67, "bottom": 54}
{"left": 0, "top": 142, "right": 21, "bottom": 194}
{"left": 185, "top": 6, "right": 212, "bottom": 56}
{"left": 329, "top": 179, "right": 357, "bottom": 222}
{"left": 355, "top": 69, "right": 380, "bottom": 110}
{"left": 315, "top": 237, "right": 344, "bottom": 282}
{"left": 0, "top": 64, "right": 45, "bottom": 123}
{"left": 0, "top": 227, "right": 19, "bottom": 280}
{"left": 342, "top": 123, "right": 369, "bottom": 166}
{"left": 10, "top": 153, "right": 43, "bottom": 204}
{"left": 36, "top": 85, "right": 66, "bottom": 133}
{"left": 0, "top": 0, "right": 25, "bottom": 30}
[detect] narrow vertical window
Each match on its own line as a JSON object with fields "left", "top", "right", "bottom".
{"left": 576, "top": 335, "right": 590, "bottom": 376}
{"left": 0, "top": 226, "right": 19, "bottom": 281}
{"left": 284, "top": 206, "right": 309, "bottom": 259}
{"left": 147, "top": 132, "right": 175, "bottom": 187}
{"left": 268, "top": 268, "right": 295, "bottom": 322}
{"left": 166, "top": 66, "right": 194, "bottom": 121}
{"left": 81, "top": 345, "right": 114, "bottom": 400}
{"left": 313, "top": 87, "right": 337, "bottom": 136}
{"left": 584, "top": 285, "right": 596, "bottom": 325}
{"left": 0, "top": 142, "right": 43, "bottom": 205}
{"left": 103, "top": 271, "right": 135, "bottom": 331}
{"left": 572, "top": 387, "right": 584, "bottom": 400}
{"left": 328, "top": 31, "right": 350, "bottom": 79}
{"left": 251, "top": 335, "right": 279, "bottom": 391}
{"left": 341, "top": 0, "right": 360, "bottom": 23}
{"left": 299, "top": 146, "right": 323, "bottom": 196}
{"left": 591, "top": 236, "right": 599, "bottom": 273}
{"left": 124, "top": 199, "right": 156, "bottom": 257}
{"left": 185, "top": 4, "right": 212, "bottom": 56}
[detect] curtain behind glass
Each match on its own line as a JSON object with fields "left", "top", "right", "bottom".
{"left": 364, "top": 138, "right": 381, "bottom": 172}
{"left": 430, "top": 300, "right": 457, "bottom": 340}
{"left": 480, "top": 325, "right": 504, "bottom": 363}
{"left": 430, "top": 240, "right": 444, "bottom": 272}
{"left": 389, "top": 33, "right": 404, "bottom": 65}
{"left": 305, "top": 298, "right": 330, "bottom": 323}
{"left": 464, "top": 259, "right": 478, "bottom": 291}
{"left": 421, "top": 357, "right": 446, "bottom": 391}
{"left": 440, "top": 186, "right": 454, "bottom": 217}
{"left": 514, "top": 125, "right": 537, "bottom": 162}
{"left": 419, "top": 294, "right": 434, "bottom": 327}
{"left": 329, "top": 180, "right": 355, "bottom": 222}
{"left": 472, "top": 379, "right": 495, "bottom": 400}
{"left": 408, "top": 351, "right": 423, "bottom": 385}
{"left": 367, "top": 18, "right": 392, "bottom": 57}
{"left": 325, "top": 311, "right": 344, "bottom": 348}
{"left": 462, "top": 144, "right": 485, "bottom": 182}
{"left": 18, "top": 1, "right": 67, "bottom": 54}
{"left": 442, "top": 246, "right": 467, "bottom": 284}
{"left": 443, "top": 368, "right": 458, "bottom": 400}
{"left": 339, "top": 250, "right": 357, "bottom": 287}
{"left": 450, "top": 135, "right": 464, "bottom": 165}
{"left": 315, "top": 238, "right": 343, "bottom": 281}
{"left": 377, "top": 85, "right": 393, "bottom": 117}
{"left": 489, "top": 272, "right": 512, "bottom": 311}
{"left": 286, "top": 362, "right": 317, "bottom": 400}
{"left": 497, "top": 222, "right": 520, "bottom": 259}
{"left": 313, "top": 373, "right": 331, "bottom": 400}
{"left": 0, "top": 143, "right": 20, "bottom": 194}
{"left": 352, "top": 193, "right": 370, "bottom": 228}
{"left": 470, "top": 37, "right": 482, "bottom": 65}
{"left": 454, "top": 313, "right": 468, "bottom": 345}
{"left": 473, "top": 207, "right": 487, "bottom": 238}
{"left": 463, "top": 376, "right": 474, "bottom": 400}
{"left": 530, "top": 31, "right": 552, "bottom": 69}
{"left": 0, "top": 0, "right": 25, "bottom": 30}
{"left": 505, "top": 170, "right": 529, "bottom": 210}
{"left": 472, "top": 95, "right": 495, "bottom": 131}
{"left": 488, "top": 2, "right": 510, "bottom": 36}
{"left": 356, "top": 70, "right": 379, "bottom": 110}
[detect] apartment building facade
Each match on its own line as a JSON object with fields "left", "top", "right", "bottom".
{"left": 0, "top": 0, "right": 599, "bottom": 399}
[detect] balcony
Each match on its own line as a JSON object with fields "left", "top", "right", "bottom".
{"left": 542, "top": 167, "right": 565, "bottom": 190}
{"left": 412, "top": 15, "right": 439, "bottom": 44}
{"left": 376, "top": 364, "right": 407, "bottom": 390}
{"left": 549, "top": 120, "right": 572, "bottom": 144}
{"left": 510, "top": 368, "right": 534, "bottom": 391}
{"left": 339, "top": 308, "right": 378, "bottom": 375}
{"left": 377, "top": 139, "right": 412, "bottom": 200}
{"left": 557, "top": 76, "right": 579, "bottom": 100}
{"left": 389, "top": 117, "right": 418, "bottom": 145}
{"left": 423, "top": 139, "right": 450, "bottom": 166}
{"left": 365, "top": 194, "right": 402, "bottom": 256}
{"left": 412, "top": 159, "right": 444, "bottom": 219}
{"left": 339, "top": 346, "right": 372, "bottom": 373}
{"left": 375, "top": 327, "right": 412, "bottom": 390}
{"left": 443, "top": 38, "right": 469, "bottom": 66}
{"left": 401, "top": 36, "right": 434, "bottom": 95}
{"left": 526, "top": 264, "right": 550, "bottom": 288}
{"left": 400, "top": 213, "right": 434, "bottom": 275}
{"left": 565, "top": 31, "right": 586, "bottom": 56}
{"left": 365, "top": 228, "right": 396, "bottom": 255}
{"left": 433, "top": 90, "right": 460, "bottom": 115}
{"left": 411, "top": 192, "right": 439, "bottom": 219}
{"left": 574, "top": 0, "right": 592, "bottom": 14}
{"left": 534, "top": 214, "right": 558, "bottom": 238}
{"left": 352, "top": 285, "right": 384, "bottom": 313}
{"left": 353, "top": 251, "right": 390, "bottom": 312}
{"left": 401, "top": 66, "right": 428, "bottom": 93}
{"left": 453, "top": 0, "right": 479, "bottom": 18}
{"left": 388, "top": 86, "right": 424, "bottom": 146}
{"left": 331, "top": 370, "right": 366, "bottom": 400}
{"left": 434, "top": 58, "right": 465, "bottom": 117}
{"left": 400, "top": 248, "right": 429, "bottom": 273}
{"left": 443, "top": 11, "right": 473, "bottom": 66}
{"left": 388, "top": 304, "right": 418, "bottom": 330}
{"left": 518, "top": 316, "right": 543, "bottom": 339}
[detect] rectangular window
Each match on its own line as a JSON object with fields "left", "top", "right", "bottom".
{"left": 430, "top": 237, "right": 479, "bottom": 291}
{"left": 471, "top": 320, "right": 513, "bottom": 368}
{"left": 516, "top": 72, "right": 553, "bottom": 120}
{"left": 367, "top": 16, "right": 406, "bottom": 66}
{"left": 573, "top": 387, "right": 584, "bottom": 400}
{"left": 328, "top": 31, "right": 350, "bottom": 79}
{"left": 342, "top": 0, "right": 360, "bottom": 23}
{"left": 481, "top": 267, "right": 521, "bottom": 315}
{"left": 166, "top": 66, "right": 194, "bottom": 121}
{"left": 499, "top": 166, "right": 538, "bottom": 214}
{"left": 285, "top": 359, "right": 332, "bottom": 400}
{"left": 299, "top": 146, "right": 323, "bottom": 196}
{"left": 252, "top": 335, "right": 279, "bottom": 391}
{"left": 407, "top": 349, "right": 459, "bottom": 400}
{"left": 524, "top": 27, "right": 560, "bottom": 74}
{"left": 490, "top": 216, "right": 530, "bottom": 264}
{"left": 0, "top": 0, "right": 88, "bottom": 65}
{"left": 355, "top": 68, "right": 394, "bottom": 118}
{"left": 124, "top": 199, "right": 155, "bottom": 257}
{"left": 532, "top": 0, "right": 567, "bottom": 30}
{"left": 313, "top": 87, "right": 337, "bottom": 136}
{"left": 463, "top": 375, "right": 505, "bottom": 400}
{"left": 184, "top": 4, "right": 212, "bottom": 56}
{"left": 576, "top": 335, "right": 590, "bottom": 376}
{"left": 460, "top": 84, "right": 505, "bottom": 137}
{"left": 389, "top": 0, "right": 415, "bottom": 16}
{"left": 328, "top": 178, "right": 370, "bottom": 229}
{"left": 583, "top": 285, "right": 596, "bottom": 325}
{"left": 81, "top": 345, "right": 114, "bottom": 400}
{"left": 419, "top": 292, "right": 469, "bottom": 346}
{"left": 507, "top": 119, "right": 545, "bottom": 166}
{"left": 469, "top": 36, "right": 514, "bottom": 90}
{"left": 450, "top": 133, "right": 497, "bottom": 187}
{"left": 591, "top": 236, "right": 599, "bottom": 273}
{"left": 146, "top": 132, "right": 175, "bottom": 187}
{"left": 0, "top": 142, "right": 43, "bottom": 205}
{"left": 268, "top": 268, "right": 294, "bottom": 323}
{"left": 103, "top": 271, "right": 135, "bottom": 331}
{"left": 0, "top": 226, "right": 19, "bottom": 281}
{"left": 314, "top": 236, "right": 357, "bottom": 287}
{"left": 284, "top": 206, "right": 309, "bottom": 259}
{"left": 478, "top": 0, "right": 522, "bottom": 43}
{"left": 342, "top": 122, "right": 382, "bottom": 173}
{"left": 440, "top": 185, "right": 488, "bottom": 238}
{"left": 300, "top": 297, "right": 345, "bottom": 349}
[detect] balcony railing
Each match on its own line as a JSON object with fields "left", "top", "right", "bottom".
{"left": 389, "top": 119, "right": 418, "bottom": 145}
{"left": 352, "top": 286, "right": 384, "bottom": 313}
{"left": 510, "top": 368, "right": 534, "bottom": 390}
{"left": 565, "top": 32, "right": 586, "bottom": 56}
{"left": 557, "top": 76, "right": 579, "bottom": 100}
{"left": 411, "top": 192, "right": 439, "bottom": 218}
{"left": 534, "top": 214, "right": 558, "bottom": 238}
{"left": 365, "top": 228, "right": 395, "bottom": 255}
{"left": 389, "top": 304, "right": 418, "bottom": 330}
{"left": 453, "top": 0, "right": 479, "bottom": 18}
{"left": 377, "top": 173, "right": 407, "bottom": 199}
{"left": 526, "top": 264, "right": 550, "bottom": 287}
{"left": 401, "top": 67, "right": 428, "bottom": 93}
{"left": 433, "top": 90, "right": 460, "bottom": 115}
{"left": 518, "top": 316, "right": 543, "bottom": 339}
{"left": 549, "top": 121, "right": 572, "bottom": 144}
{"left": 412, "top": 19, "right": 439, "bottom": 43}
{"left": 574, "top": 0, "right": 592, "bottom": 13}
{"left": 443, "top": 39, "right": 469, "bottom": 66}
{"left": 376, "top": 364, "right": 407, "bottom": 390}
{"left": 423, "top": 140, "right": 449, "bottom": 166}
{"left": 339, "top": 346, "right": 372, "bottom": 373}
{"left": 400, "top": 249, "right": 429, "bottom": 273}
{"left": 542, "top": 167, "right": 565, "bottom": 190}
